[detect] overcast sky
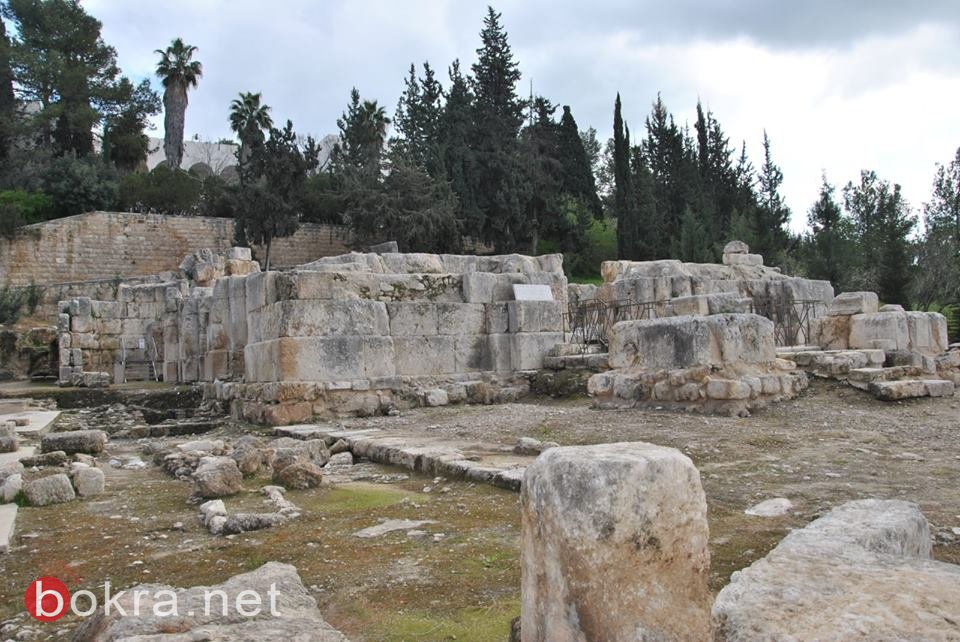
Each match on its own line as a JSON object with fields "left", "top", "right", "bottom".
{"left": 86, "top": 0, "right": 960, "bottom": 232}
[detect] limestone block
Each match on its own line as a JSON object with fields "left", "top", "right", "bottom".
{"left": 487, "top": 334, "right": 514, "bottom": 373}
{"left": 812, "top": 315, "right": 850, "bottom": 350}
{"left": 72, "top": 466, "right": 105, "bottom": 498}
{"left": 380, "top": 252, "right": 444, "bottom": 274}
{"left": 880, "top": 304, "right": 904, "bottom": 312}
{"left": 507, "top": 300, "right": 563, "bottom": 333}
{"left": 438, "top": 302, "right": 486, "bottom": 335}
{"left": 705, "top": 378, "right": 751, "bottom": 400}
{"left": 58, "top": 313, "right": 70, "bottom": 333}
{"left": 394, "top": 336, "right": 456, "bottom": 375}
{"left": 70, "top": 315, "right": 93, "bottom": 333}
{"left": 511, "top": 332, "right": 564, "bottom": 371}
{"left": 484, "top": 303, "right": 510, "bottom": 334}
{"left": 439, "top": 254, "right": 480, "bottom": 274}
{"left": 849, "top": 312, "right": 909, "bottom": 352}
{"left": 827, "top": 291, "right": 879, "bottom": 316}
{"left": 712, "top": 499, "right": 960, "bottom": 641}
{"left": 521, "top": 443, "right": 712, "bottom": 641}
{"left": 24, "top": 474, "right": 75, "bottom": 506}
{"left": 387, "top": 302, "right": 439, "bottom": 336}
{"left": 869, "top": 379, "right": 928, "bottom": 401}
{"left": 722, "top": 253, "right": 763, "bottom": 266}
{"left": 586, "top": 372, "right": 615, "bottom": 396}
{"left": 906, "top": 311, "right": 949, "bottom": 355}
{"left": 244, "top": 270, "right": 278, "bottom": 313}
{"left": 227, "top": 247, "right": 252, "bottom": 261}
{"left": 923, "top": 379, "right": 955, "bottom": 398}
{"left": 723, "top": 240, "right": 749, "bottom": 255}
{"left": 192, "top": 456, "right": 243, "bottom": 498}
{"left": 69, "top": 297, "right": 92, "bottom": 318}
{"left": 760, "top": 375, "right": 782, "bottom": 394}
{"left": 262, "top": 300, "right": 390, "bottom": 340}
{"left": 203, "top": 349, "right": 229, "bottom": 381}
{"left": 226, "top": 276, "right": 248, "bottom": 348}
{"left": 609, "top": 314, "right": 774, "bottom": 370}
{"left": 41, "top": 430, "right": 107, "bottom": 455}
{"left": 706, "top": 293, "right": 752, "bottom": 314}
{"left": 669, "top": 295, "right": 709, "bottom": 317}
{"left": 462, "top": 272, "right": 526, "bottom": 303}
{"left": 453, "top": 335, "right": 491, "bottom": 372}
{"left": 251, "top": 336, "right": 397, "bottom": 382}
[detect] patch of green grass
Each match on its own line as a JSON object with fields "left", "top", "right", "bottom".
{"left": 315, "top": 483, "right": 425, "bottom": 513}
{"left": 569, "top": 273, "right": 604, "bottom": 285}
{"left": 375, "top": 600, "right": 519, "bottom": 642}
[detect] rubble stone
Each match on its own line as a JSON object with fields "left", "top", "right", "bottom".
{"left": 41, "top": 430, "right": 107, "bottom": 455}
{"left": 23, "top": 473, "right": 76, "bottom": 506}
{"left": 192, "top": 456, "right": 243, "bottom": 498}
{"left": 72, "top": 467, "right": 105, "bottom": 498}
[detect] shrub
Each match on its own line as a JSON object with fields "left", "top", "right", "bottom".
{"left": 118, "top": 164, "right": 203, "bottom": 215}
{"left": 41, "top": 155, "right": 118, "bottom": 217}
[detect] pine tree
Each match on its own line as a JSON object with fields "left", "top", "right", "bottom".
{"left": 392, "top": 62, "right": 444, "bottom": 177}
{"left": 802, "top": 175, "right": 853, "bottom": 287}
{"left": 520, "top": 96, "right": 562, "bottom": 251}
{"left": 440, "top": 60, "right": 477, "bottom": 233}
{"left": 842, "top": 170, "right": 915, "bottom": 303}
{"left": 331, "top": 88, "right": 389, "bottom": 184}
{"left": 469, "top": 6, "right": 529, "bottom": 252}
{"left": 557, "top": 105, "right": 602, "bottom": 216}
{"left": 754, "top": 131, "right": 792, "bottom": 259}
{"left": 629, "top": 142, "right": 657, "bottom": 260}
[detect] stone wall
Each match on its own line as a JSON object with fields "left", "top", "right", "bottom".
{"left": 0, "top": 211, "right": 349, "bottom": 287}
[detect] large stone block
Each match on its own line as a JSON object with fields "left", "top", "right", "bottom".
{"left": 387, "top": 302, "right": 439, "bottom": 336}
{"left": 257, "top": 300, "right": 390, "bottom": 341}
{"left": 484, "top": 303, "right": 510, "bottom": 334}
{"left": 521, "top": 443, "right": 712, "bottom": 642}
{"left": 437, "top": 302, "right": 485, "bottom": 335}
{"left": 41, "top": 430, "right": 107, "bottom": 455}
{"left": 609, "top": 314, "right": 775, "bottom": 370}
{"left": 827, "top": 291, "right": 879, "bottom": 316}
{"left": 712, "top": 499, "right": 960, "bottom": 641}
{"left": 462, "top": 272, "right": 526, "bottom": 303}
{"left": 487, "top": 333, "right": 514, "bottom": 373}
{"left": 849, "top": 312, "right": 910, "bottom": 352}
{"left": 252, "top": 336, "right": 396, "bottom": 382}
{"left": 244, "top": 270, "right": 278, "bottom": 313}
{"left": 394, "top": 336, "right": 456, "bottom": 375}
{"left": 453, "top": 335, "right": 490, "bottom": 372}
{"left": 511, "top": 332, "right": 564, "bottom": 370}
{"left": 507, "top": 300, "right": 563, "bottom": 333}
{"left": 24, "top": 474, "right": 75, "bottom": 506}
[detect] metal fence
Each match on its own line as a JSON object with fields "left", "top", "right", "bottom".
{"left": 564, "top": 296, "right": 826, "bottom": 349}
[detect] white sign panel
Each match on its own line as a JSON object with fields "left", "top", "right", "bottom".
{"left": 513, "top": 284, "right": 554, "bottom": 301}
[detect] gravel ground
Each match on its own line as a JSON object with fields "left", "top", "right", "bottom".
{"left": 344, "top": 378, "right": 960, "bottom": 587}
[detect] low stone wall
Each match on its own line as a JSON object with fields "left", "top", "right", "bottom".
{"left": 589, "top": 313, "right": 808, "bottom": 416}
{"left": 0, "top": 211, "right": 349, "bottom": 288}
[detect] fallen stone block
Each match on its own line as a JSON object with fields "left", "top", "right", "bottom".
{"left": 869, "top": 380, "right": 928, "bottom": 401}
{"left": 0, "top": 473, "right": 22, "bottom": 503}
{"left": 19, "top": 451, "right": 68, "bottom": 467}
{"left": 221, "top": 512, "right": 287, "bottom": 535}
{"left": 923, "top": 379, "right": 955, "bottom": 398}
{"left": 521, "top": 443, "right": 712, "bottom": 641}
{"left": 353, "top": 518, "right": 436, "bottom": 538}
{"left": 72, "top": 467, "right": 105, "bottom": 498}
{"left": 192, "top": 456, "right": 243, "bottom": 498}
{"left": 0, "top": 504, "right": 16, "bottom": 553}
{"left": 712, "top": 499, "right": 960, "bottom": 641}
{"left": 424, "top": 388, "right": 449, "bottom": 407}
{"left": 23, "top": 473, "right": 75, "bottom": 506}
{"left": 273, "top": 461, "right": 324, "bottom": 490}
{"left": 41, "top": 430, "right": 107, "bottom": 455}
{"left": 71, "top": 562, "right": 350, "bottom": 641}
{"left": 827, "top": 291, "right": 879, "bottom": 316}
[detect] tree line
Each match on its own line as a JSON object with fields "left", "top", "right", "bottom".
{"left": 0, "top": 2, "right": 957, "bottom": 319}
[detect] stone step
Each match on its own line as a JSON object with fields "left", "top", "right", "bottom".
{"left": 0, "top": 504, "right": 17, "bottom": 554}
{"left": 543, "top": 353, "right": 609, "bottom": 371}
{"left": 547, "top": 343, "right": 605, "bottom": 358}
{"left": 774, "top": 345, "right": 823, "bottom": 355}
{"left": 869, "top": 379, "right": 955, "bottom": 401}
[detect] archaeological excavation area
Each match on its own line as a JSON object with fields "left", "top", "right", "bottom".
{"left": 1, "top": 219, "right": 959, "bottom": 641}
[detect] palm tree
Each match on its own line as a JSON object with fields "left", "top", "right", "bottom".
{"left": 154, "top": 38, "right": 202, "bottom": 169}
{"left": 229, "top": 91, "right": 272, "bottom": 166}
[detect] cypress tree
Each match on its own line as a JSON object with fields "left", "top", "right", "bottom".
{"left": 469, "top": 6, "right": 529, "bottom": 252}
{"left": 0, "top": 18, "right": 14, "bottom": 161}
{"left": 613, "top": 93, "right": 634, "bottom": 259}
{"left": 802, "top": 175, "right": 852, "bottom": 286}
{"left": 440, "top": 59, "right": 477, "bottom": 232}
{"left": 557, "top": 105, "right": 602, "bottom": 217}
{"left": 754, "top": 131, "right": 791, "bottom": 259}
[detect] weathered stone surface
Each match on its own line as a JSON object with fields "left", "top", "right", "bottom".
{"left": 273, "top": 461, "right": 324, "bottom": 490}
{"left": 513, "top": 437, "right": 558, "bottom": 456}
{"left": 71, "top": 466, "right": 105, "bottom": 498}
{"left": 192, "top": 456, "right": 243, "bottom": 498}
{"left": 71, "top": 562, "right": 350, "bottom": 641}
{"left": 0, "top": 503, "right": 16, "bottom": 553}
{"left": 353, "top": 518, "right": 436, "bottom": 538}
{"left": 723, "top": 240, "right": 749, "bottom": 255}
{"left": 19, "top": 450, "right": 68, "bottom": 467}
{"left": 221, "top": 512, "right": 288, "bottom": 535}
{"left": 424, "top": 388, "right": 449, "bottom": 407}
{"left": 745, "top": 498, "right": 792, "bottom": 517}
{"left": 0, "top": 436, "right": 16, "bottom": 453}
{"left": 521, "top": 443, "right": 711, "bottom": 642}
{"left": 713, "top": 499, "right": 960, "bottom": 641}
{"left": 0, "top": 473, "right": 22, "bottom": 503}
{"left": 507, "top": 300, "right": 563, "bottom": 333}
{"left": 827, "top": 291, "right": 879, "bottom": 316}
{"left": 721, "top": 252, "right": 763, "bottom": 266}
{"left": 231, "top": 435, "right": 266, "bottom": 476}
{"left": 511, "top": 332, "right": 564, "bottom": 371}
{"left": 41, "top": 430, "right": 107, "bottom": 455}
{"left": 924, "top": 379, "right": 955, "bottom": 398}
{"left": 386, "top": 301, "right": 439, "bottom": 336}
{"left": 869, "top": 379, "right": 929, "bottom": 401}
{"left": 23, "top": 473, "right": 75, "bottom": 506}
{"left": 609, "top": 314, "right": 775, "bottom": 371}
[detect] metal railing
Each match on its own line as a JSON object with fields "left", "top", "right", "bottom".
{"left": 750, "top": 297, "right": 825, "bottom": 347}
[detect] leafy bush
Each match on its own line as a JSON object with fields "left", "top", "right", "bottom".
{"left": 41, "top": 155, "right": 118, "bottom": 217}
{"left": 118, "top": 164, "right": 203, "bottom": 215}
{"left": 565, "top": 217, "right": 617, "bottom": 278}
{"left": 0, "top": 286, "right": 26, "bottom": 325}
{"left": 0, "top": 190, "right": 56, "bottom": 238}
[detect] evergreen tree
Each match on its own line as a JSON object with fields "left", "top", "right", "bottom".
{"left": 612, "top": 93, "right": 635, "bottom": 259}
{"left": 101, "top": 78, "right": 161, "bottom": 172}
{"left": 843, "top": 170, "right": 915, "bottom": 303}
{"left": 392, "top": 62, "right": 444, "bottom": 177}
{"left": 331, "top": 87, "right": 389, "bottom": 184}
{"left": 469, "top": 6, "right": 528, "bottom": 252}
{"left": 0, "top": 16, "right": 14, "bottom": 160}
{"left": 801, "top": 175, "right": 854, "bottom": 287}
{"left": 628, "top": 141, "right": 658, "bottom": 260}
{"left": 754, "top": 131, "right": 792, "bottom": 259}
{"left": 643, "top": 94, "right": 695, "bottom": 257}
{"left": 579, "top": 126, "right": 601, "bottom": 185}
{"left": 923, "top": 147, "right": 960, "bottom": 241}
{"left": 557, "top": 105, "right": 602, "bottom": 216}
{"left": 440, "top": 59, "right": 477, "bottom": 233}
{"left": 8, "top": 0, "right": 132, "bottom": 156}
{"left": 520, "top": 96, "right": 562, "bottom": 251}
